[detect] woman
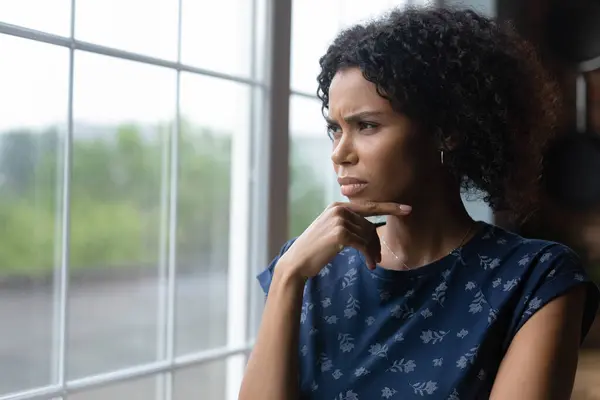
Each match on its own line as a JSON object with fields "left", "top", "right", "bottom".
{"left": 240, "top": 7, "right": 600, "bottom": 400}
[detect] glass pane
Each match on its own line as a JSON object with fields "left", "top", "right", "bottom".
{"left": 69, "top": 376, "right": 156, "bottom": 400}
{"left": 340, "top": 0, "right": 404, "bottom": 28}
{"left": 175, "top": 74, "right": 250, "bottom": 355}
{"left": 0, "top": 36, "right": 68, "bottom": 395}
{"left": 67, "top": 52, "right": 176, "bottom": 379}
{"left": 290, "top": 0, "right": 411, "bottom": 93}
{"left": 75, "top": 0, "right": 179, "bottom": 60}
{"left": 173, "top": 358, "right": 228, "bottom": 400}
{"left": 288, "top": 95, "right": 336, "bottom": 237}
{"left": 290, "top": 0, "right": 343, "bottom": 93}
{"left": 0, "top": 0, "right": 71, "bottom": 36}
{"left": 180, "top": 0, "right": 252, "bottom": 77}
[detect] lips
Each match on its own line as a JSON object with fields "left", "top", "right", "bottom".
{"left": 338, "top": 176, "right": 368, "bottom": 197}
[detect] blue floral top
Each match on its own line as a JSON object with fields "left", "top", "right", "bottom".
{"left": 257, "top": 222, "right": 600, "bottom": 399}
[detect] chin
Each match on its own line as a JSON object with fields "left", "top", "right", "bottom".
{"left": 346, "top": 193, "right": 386, "bottom": 202}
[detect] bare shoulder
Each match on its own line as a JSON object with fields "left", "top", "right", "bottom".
{"left": 490, "top": 285, "right": 587, "bottom": 400}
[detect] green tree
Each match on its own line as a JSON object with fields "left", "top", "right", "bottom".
{"left": 288, "top": 144, "right": 328, "bottom": 238}
{"left": 0, "top": 121, "right": 329, "bottom": 277}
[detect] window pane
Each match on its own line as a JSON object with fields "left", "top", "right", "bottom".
{"left": 290, "top": 0, "right": 343, "bottom": 93}
{"left": 0, "top": 0, "right": 71, "bottom": 36}
{"left": 180, "top": 0, "right": 252, "bottom": 77}
{"left": 0, "top": 36, "right": 68, "bottom": 395}
{"left": 75, "top": 0, "right": 179, "bottom": 60}
{"left": 290, "top": 0, "right": 409, "bottom": 94}
{"left": 173, "top": 358, "right": 228, "bottom": 400}
{"left": 288, "top": 95, "right": 336, "bottom": 237}
{"left": 340, "top": 0, "right": 405, "bottom": 27}
{"left": 69, "top": 376, "right": 156, "bottom": 399}
{"left": 175, "top": 74, "right": 250, "bottom": 355}
{"left": 68, "top": 52, "right": 176, "bottom": 379}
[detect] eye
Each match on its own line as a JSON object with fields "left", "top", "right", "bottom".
{"left": 326, "top": 124, "right": 342, "bottom": 141}
{"left": 358, "top": 121, "right": 379, "bottom": 131}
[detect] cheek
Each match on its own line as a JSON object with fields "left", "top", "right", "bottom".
{"left": 370, "top": 141, "right": 420, "bottom": 189}
{"left": 376, "top": 139, "right": 414, "bottom": 171}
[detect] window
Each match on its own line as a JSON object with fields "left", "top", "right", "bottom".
{"left": 68, "top": 52, "right": 176, "bottom": 379}
{"left": 75, "top": 0, "right": 179, "bottom": 60}
{"left": 0, "top": 0, "right": 71, "bottom": 36}
{"left": 0, "top": 0, "right": 264, "bottom": 397}
{"left": 180, "top": 0, "right": 254, "bottom": 78}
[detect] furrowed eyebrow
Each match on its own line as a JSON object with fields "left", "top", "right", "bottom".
{"left": 325, "top": 111, "right": 384, "bottom": 125}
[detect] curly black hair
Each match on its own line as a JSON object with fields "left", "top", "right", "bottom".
{"left": 317, "top": 7, "right": 561, "bottom": 222}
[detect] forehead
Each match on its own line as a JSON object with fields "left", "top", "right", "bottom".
{"left": 328, "top": 68, "right": 392, "bottom": 115}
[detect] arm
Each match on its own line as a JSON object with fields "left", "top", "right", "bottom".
{"left": 490, "top": 286, "right": 587, "bottom": 400}
{"left": 238, "top": 263, "right": 305, "bottom": 400}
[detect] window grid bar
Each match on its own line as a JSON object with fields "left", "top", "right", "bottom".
{"left": 168, "top": 0, "right": 185, "bottom": 369}
{"left": 55, "top": 0, "right": 78, "bottom": 389}
{"left": 0, "top": 344, "right": 254, "bottom": 400}
{"left": 155, "top": 113, "right": 172, "bottom": 399}
{"left": 245, "top": 0, "right": 261, "bottom": 344}
{"left": 161, "top": 0, "right": 184, "bottom": 394}
{"left": 247, "top": 0, "right": 276, "bottom": 342}
{"left": 0, "top": 22, "right": 264, "bottom": 86}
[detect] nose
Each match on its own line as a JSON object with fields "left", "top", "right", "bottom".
{"left": 331, "top": 133, "right": 358, "bottom": 166}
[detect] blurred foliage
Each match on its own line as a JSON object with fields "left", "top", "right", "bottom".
{"left": 0, "top": 121, "right": 324, "bottom": 276}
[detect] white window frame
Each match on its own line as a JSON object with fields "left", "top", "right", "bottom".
{"left": 0, "top": 0, "right": 292, "bottom": 398}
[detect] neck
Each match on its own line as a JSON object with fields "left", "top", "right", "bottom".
{"left": 378, "top": 188, "right": 475, "bottom": 270}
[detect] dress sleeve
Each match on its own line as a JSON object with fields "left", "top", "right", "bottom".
{"left": 510, "top": 246, "right": 600, "bottom": 343}
{"left": 256, "top": 238, "right": 297, "bottom": 296}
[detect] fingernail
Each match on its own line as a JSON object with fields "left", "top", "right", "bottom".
{"left": 398, "top": 205, "right": 412, "bottom": 212}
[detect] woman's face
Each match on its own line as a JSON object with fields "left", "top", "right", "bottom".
{"left": 327, "top": 67, "right": 440, "bottom": 204}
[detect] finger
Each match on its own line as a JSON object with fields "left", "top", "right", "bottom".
{"left": 338, "top": 229, "right": 377, "bottom": 270}
{"left": 342, "top": 210, "right": 381, "bottom": 264}
{"left": 331, "top": 206, "right": 382, "bottom": 266}
{"left": 334, "top": 206, "right": 376, "bottom": 230}
{"left": 367, "top": 231, "right": 382, "bottom": 265}
{"left": 341, "top": 216, "right": 363, "bottom": 236}
{"left": 333, "top": 201, "right": 412, "bottom": 218}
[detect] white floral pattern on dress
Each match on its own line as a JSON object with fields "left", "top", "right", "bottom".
{"left": 388, "top": 359, "right": 416, "bottom": 373}
{"left": 344, "top": 295, "right": 360, "bottom": 319}
{"left": 342, "top": 268, "right": 358, "bottom": 290}
{"left": 381, "top": 387, "right": 397, "bottom": 398}
{"left": 420, "top": 330, "right": 449, "bottom": 344}
{"left": 369, "top": 343, "right": 389, "bottom": 358}
{"left": 410, "top": 381, "right": 438, "bottom": 396}
{"left": 338, "top": 333, "right": 355, "bottom": 353}
{"left": 335, "top": 390, "right": 359, "bottom": 400}
{"left": 432, "top": 282, "right": 448, "bottom": 306}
